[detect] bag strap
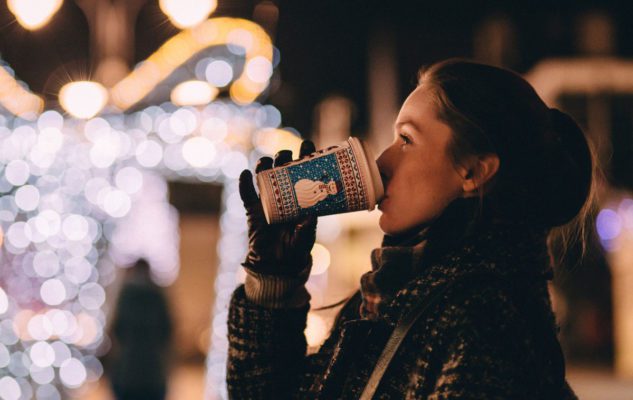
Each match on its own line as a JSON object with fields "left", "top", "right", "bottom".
{"left": 359, "top": 274, "right": 483, "bottom": 400}
{"left": 359, "top": 272, "right": 564, "bottom": 400}
{"left": 360, "top": 280, "right": 474, "bottom": 400}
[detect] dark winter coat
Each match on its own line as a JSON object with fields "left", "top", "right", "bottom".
{"left": 227, "top": 199, "right": 578, "bottom": 399}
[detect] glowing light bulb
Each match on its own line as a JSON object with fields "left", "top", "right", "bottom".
{"left": 171, "top": 80, "right": 219, "bottom": 106}
{"left": 159, "top": 0, "right": 217, "bottom": 29}
{"left": 59, "top": 81, "right": 108, "bottom": 119}
{"left": 7, "top": 0, "right": 63, "bottom": 31}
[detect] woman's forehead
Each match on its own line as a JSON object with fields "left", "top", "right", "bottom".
{"left": 397, "top": 89, "right": 440, "bottom": 128}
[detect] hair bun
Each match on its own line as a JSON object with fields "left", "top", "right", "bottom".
{"left": 542, "top": 108, "right": 593, "bottom": 227}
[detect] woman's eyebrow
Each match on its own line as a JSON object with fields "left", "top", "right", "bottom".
{"left": 394, "top": 119, "right": 422, "bottom": 133}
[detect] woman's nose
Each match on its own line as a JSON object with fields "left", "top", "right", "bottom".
{"left": 376, "top": 148, "right": 391, "bottom": 186}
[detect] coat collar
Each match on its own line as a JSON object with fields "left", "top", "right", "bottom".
{"left": 361, "top": 198, "right": 552, "bottom": 325}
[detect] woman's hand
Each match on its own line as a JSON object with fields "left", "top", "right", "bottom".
{"left": 238, "top": 140, "right": 318, "bottom": 276}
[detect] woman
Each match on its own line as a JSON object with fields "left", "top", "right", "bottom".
{"left": 227, "top": 59, "right": 594, "bottom": 399}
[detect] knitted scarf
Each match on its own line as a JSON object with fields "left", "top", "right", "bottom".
{"left": 359, "top": 197, "right": 552, "bottom": 321}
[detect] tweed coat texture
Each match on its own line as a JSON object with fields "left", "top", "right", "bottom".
{"left": 226, "top": 199, "right": 578, "bottom": 399}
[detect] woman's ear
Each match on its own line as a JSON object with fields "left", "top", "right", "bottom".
{"left": 460, "top": 153, "right": 500, "bottom": 194}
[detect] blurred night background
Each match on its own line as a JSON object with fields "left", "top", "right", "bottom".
{"left": 0, "top": 0, "right": 632, "bottom": 399}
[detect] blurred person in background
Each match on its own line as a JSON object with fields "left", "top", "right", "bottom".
{"left": 106, "top": 259, "right": 173, "bottom": 400}
{"left": 228, "top": 59, "right": 595, "bottom": 399}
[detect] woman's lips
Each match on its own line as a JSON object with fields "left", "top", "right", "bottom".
{"left": 378, "top": 196, "right": 388, "bottom": 210}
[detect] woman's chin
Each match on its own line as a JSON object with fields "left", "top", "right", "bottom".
{"left": 378, "top": 213, "right": 389, "bottom": 234}
{"left": 379, "top": 214, "right": 427, "bottom": 237}
{"left": 378, "top": 214, "right": 399, "bottom": 236}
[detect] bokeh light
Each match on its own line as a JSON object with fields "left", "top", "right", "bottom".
{"left": 0, "top": 376, "right": 21, "bottom": 400}
{"left": 0, "top": 15, "right": 285, "bottom": 398}
{"left": 597, "top": 208, "right": 622, "bottom": 241}
{"left": 7, "top": 0, "right": 62, "bottom": 30}
{"left": 40, "top": 279, "right": 66, "bottom": 306}
{"left": 205, "top": 60, "right": 234, "bottom": 87}
{"left": 159, "top": 0, "right": 217, "bottom": 29}
{"left": 182, "top": 136, "right": 216, "bottom": 167}
{"left": 171, "top": 80, "right": 219, "bottom": 106}
{"left": 29, "top": 342, "right": 55, "bottom": 368}
{"left": 59, "top": 358, "right": 86, "bottom": 388}
{"left": 0, "top": 288, "right": 8, "bottom": 315}
{"left": 59, "top": 81, "right": 108, "bottom": 119}
{"left": 5, "top": 160, "right": 30, "bottom": 186}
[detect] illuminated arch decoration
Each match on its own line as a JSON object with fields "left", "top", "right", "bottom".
{"left": 110, "top": 17, "right": 274, "bottom": 110}
{"left": 0, "top": 17, "right": 309, "bottom": 400}
{"left": 0, "top": 64, "right": 44, "bottom": 118}
{"left": 526, "top": 57, "right": 633, "bottom": 106}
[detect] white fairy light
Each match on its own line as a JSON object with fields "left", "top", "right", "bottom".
{"left": 0, "top": 37, "right": 288, "bottom": 399}
{"left": 29, "top": 341, "right": 55, "bottom": 368}
{"left": 0, "top": 376, "right": 21, "bottom": 400}
{"left": 33, "top": 250, "right": 60, "bottom": 278}
{"left": 63, "top": 257, "right": 92, "bottom": 285}
{"left": 205, "top": 60, "right": 234, "bottom": 87}
{"left": 6, "top": 222, "right": 31, "bottom": 249}
{"left": 102, "top": 189, "right": 131, "bottom": 218}
{"left": 50, "top": 341, "right": 70, "bottom": 367}
{"left": 37, "top": 127, "right": 63, "bottom": 153}
{"left": 115, "top": 167, "right": 143, "bottom": 194}
{"left": 37, "top": 110, "right": 64, "bottom": 131}
{"left": 0, "top": 288, "right": 8, "bottom": 315}
{"left": 30, "top": 364, "right": 54, "bottom": 385}
{"left": 182, "top": 136, "right": 216, "bottom": 167}
{"left": 26, "top": 314, "right": 53, "bottom": 341}
{"left": 135, "top": 140, "right": 163, "bottom": 167}
{"left": 5, "top": 160, "right": 30, "bottom": 186}
{"left": 77, "top": 284, "right": 105, "bottom": 311}
{"left": 59, "top": 358, "right": 86, "bottom": 388}
{"left": 0, "top": 344, "right": 10, "bottom": 368}
{"left": 61, "top": 215, "right": 89, "bottom": 242}
{"left": 39, "top": 279, "right": 66, "bottom": 306}
{"left": 14, "top": 185, "right": 40, "bottom": 211}
{"left": 34, "top": 211, "right": 61, "bottom": 237}
{"left": 245, "top": 56, "right": 273, "bottom": 83}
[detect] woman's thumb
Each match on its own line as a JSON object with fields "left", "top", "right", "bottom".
{"left": 238, "top": 170, "right": 259, "bottom": 208}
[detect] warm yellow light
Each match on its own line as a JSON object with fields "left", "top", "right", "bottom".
{"left": 253, "top": 128, "right": 302, "bottom": 157}
{"left": 110, "top": 18, "right": 273, "bottom": 110}
{"left": 229, "top": 79, "right": 266, "bottom": 105}
{"left": 59, "top": 81, "right": 108, "bottom": 119}
{"left": 0, "top": 65, "right": 43, "bottom": 118}
{"left": 159, "top": 0, "right": 217, "bottom": 29}
{"left": 8, "top": 0, "right": 63, "bottom": 30}
{"left": 171, "top": 80, "right": 219, "bottom": 106}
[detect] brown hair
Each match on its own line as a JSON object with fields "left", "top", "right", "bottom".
{"left": 418, "top": 59, "right": 598, "bottom": 264}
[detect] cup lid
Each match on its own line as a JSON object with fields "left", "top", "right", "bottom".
{"left": 349, "top": 137, "right": 384, "bottom": 209}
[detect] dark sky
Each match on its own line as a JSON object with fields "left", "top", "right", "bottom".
{"left": 0, "top": 0, "right": 631, "bottom": 134}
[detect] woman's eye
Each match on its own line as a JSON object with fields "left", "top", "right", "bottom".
{"left": 399, "top": 133, "right": 411, "bottom": 145}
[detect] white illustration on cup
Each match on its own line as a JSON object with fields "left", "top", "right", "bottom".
{"left": 294, "top": 177, "right": 342, "bottom": 209}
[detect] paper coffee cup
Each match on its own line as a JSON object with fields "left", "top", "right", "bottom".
{"left": 256, "top": 137, "right": 384, "bottom": 224}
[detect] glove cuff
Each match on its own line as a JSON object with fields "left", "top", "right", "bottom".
{"left": 243, "top": 262, "right": 312, "bottom": 308}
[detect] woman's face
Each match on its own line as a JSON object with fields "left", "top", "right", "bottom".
{"left": 376, "top": 86, "right": 466, "bottom": 236}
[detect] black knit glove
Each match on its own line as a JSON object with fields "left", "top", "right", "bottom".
{"left": 238, "top": 140, "right": 318, "bottom": 276}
